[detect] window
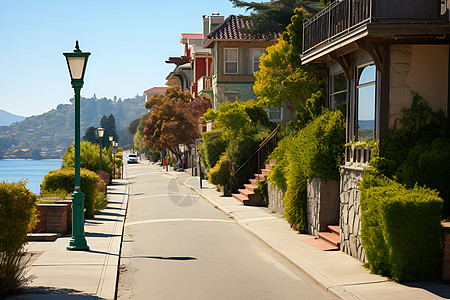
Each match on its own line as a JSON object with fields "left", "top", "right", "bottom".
{"left": 224, "top": 48, "right": 238, "bottom": 74}
{"left": 267, "top": 107, "right": 282, "bottom": 121}
{"left": 330, "top": 72, "right": 347, "bottom": 114}
{"left": 356, "top": 64, "right": 376, "bottom": 141}
{"left": 252, "top": 48, "right": 265, "bottom": 73}
{"left": 225, "top": 94, "right": 237, "bottom": 103}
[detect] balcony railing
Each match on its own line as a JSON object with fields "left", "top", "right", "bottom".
{"left": 197, "top": 76, "right": 212, "bottom": 93}
{"left": 303, "top": 0, "right": 445, "bottom": 55}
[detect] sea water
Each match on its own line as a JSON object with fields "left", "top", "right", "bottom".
{"left": 0, "top": 159, "right": 62, "bottom": 194}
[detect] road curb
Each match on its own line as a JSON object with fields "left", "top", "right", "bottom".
{"left": 96, "top": 178, "right": 130, "bottom": 300}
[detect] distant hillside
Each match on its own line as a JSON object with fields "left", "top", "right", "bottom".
{"left": 0, "top": 95, "right": 147, "bottom": 158}
{"left": 0, "top": 109, "right": 25, "bottom": 126}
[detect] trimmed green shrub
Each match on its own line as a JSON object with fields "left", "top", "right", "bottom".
{"left": 40, "top": 168, "right": 100, "bottom": 218}
{"left": 0, "top": 181, "right": 37, "bottom": 253}
{"left": 0, "top": 181, "right": 36, "bottom": 297}
{"left": 207, "top": 153, "right": 232, "bottom": 188}
{"left": 360, "top": 171, "right": 443, "bottom": 282}
{"left": 62, "top": 141, "right": 114, "bottom": 177}
{"left": 226, "top": 131, "right": 268, "bottom": 170}
{"left": 200, "top": 129, "right": 228, "bottom": 170}
{"left": 296, "top": 109, "right": 345, "bottom": 181}
{"left": 94, "top": 191, "right": 108, "bottom": 215}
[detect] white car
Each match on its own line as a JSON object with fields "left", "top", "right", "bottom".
{"left": 127, "top": 153, "right": 138, "bottom": 164}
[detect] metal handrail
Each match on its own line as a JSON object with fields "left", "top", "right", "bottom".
{"left": 302, "top": 0, "right": 444, "bottom": 55}
{"left": 223, "top": 125, "right": 280, "bottom": 196}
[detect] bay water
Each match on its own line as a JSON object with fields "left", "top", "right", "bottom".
{"left": 0, "top": 159, "right": 62, "bottom": 194}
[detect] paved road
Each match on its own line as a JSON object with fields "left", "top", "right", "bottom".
{"left": 117, "top": 160, "right": 334, "bottom": 300}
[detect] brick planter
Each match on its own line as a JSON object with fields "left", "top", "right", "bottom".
{"left": 33, "top": 202, "right": 71, "bottom": 235}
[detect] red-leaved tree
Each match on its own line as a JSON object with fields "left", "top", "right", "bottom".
{"left": 143, "top": 86, "right": 211, "bottom": 158}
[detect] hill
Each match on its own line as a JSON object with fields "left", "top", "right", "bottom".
{"left": 0, "top": 95, "right": 147, "bottom": 158}
{"left": 0, "top": 109, "right": 25, "bottom": 126}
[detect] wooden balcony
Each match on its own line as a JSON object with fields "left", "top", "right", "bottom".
{"left": 302, "top": 0, "right": 447, "bottom": 61}
{"left": 197, "top": 76, "right": 212, "bottom": 93}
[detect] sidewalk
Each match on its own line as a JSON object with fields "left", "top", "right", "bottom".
{"left": 167, "top": 168, "right": 450, "bottom": 300}
{"left": 8, "top": 179, "right": 129, "bottom": 300}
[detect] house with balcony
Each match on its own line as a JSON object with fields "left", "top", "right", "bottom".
{"left": 302, "top": 0, "right": 450, "bottom": 261}
{"left": 201, "top": 14, "right": 293, "bottom": 123}
{"left": 166, "top": 33, "right": 213, "bottom": 100}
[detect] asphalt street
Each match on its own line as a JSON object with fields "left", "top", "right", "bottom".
{"left": 117, "top": 159, "right": 335, "bottom": 300}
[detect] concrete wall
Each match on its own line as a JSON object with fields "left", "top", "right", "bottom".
{"left": 307, "top": 178, "right": 340, "bottom": 236}
{"left": 389, "top": 44, "right": 448, "bottom": 127}
{"left": 340, "top": 167, "right": 367, "bottom": 262}
{"left": 267, "top": 181, "right": 285, "bottom": 215}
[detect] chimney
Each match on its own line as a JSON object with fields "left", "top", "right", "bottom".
{"left": 203, "top": 14, "right": 224, "bottom": 39}
{"left": 210, "top": 13, "right": 224, "bottom": 32}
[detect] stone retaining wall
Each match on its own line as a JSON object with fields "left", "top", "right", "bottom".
{"left": 340, "top": 166, "right": 367, "bottom": 262}
{"left": 267, "top": 181, "right": 285, "bottom": 215}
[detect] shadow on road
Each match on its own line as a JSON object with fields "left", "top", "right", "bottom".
{"left": 131, "top": 256, "right": 197, "bottom": 261}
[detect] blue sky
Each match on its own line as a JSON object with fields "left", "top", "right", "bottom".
{"left": 0, "top": 0, "right": 247, "bottom": 117}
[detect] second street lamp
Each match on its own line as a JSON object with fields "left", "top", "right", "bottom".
{"left": 97, "top": 127, "right": 105, "bottom": 171}
{"left": 63, "top": 41, "right": 90, "bottom": 251}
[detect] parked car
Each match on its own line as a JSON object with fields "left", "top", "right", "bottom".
{"left": 127, "top": 153, "right": 138, "bottom": 164}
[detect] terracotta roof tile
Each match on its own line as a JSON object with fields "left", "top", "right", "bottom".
{"left": 208, "top": 15, "right": 254, "bottom": 40}
{"left": 144, "top": 87, "right": 168, "bottom": 94}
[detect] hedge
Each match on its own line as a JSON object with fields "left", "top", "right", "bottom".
{"left": 0, "top": 181, "right": 36, "bottom": 253}
{"left": 199, "top": 129, "right": 228, "bottom": 170}
{"left": 359, "top": 172, "right": 443, "bottom": 282}
{"left": 207, "top": 153, "right": 232, "bottom": 188}
{"left": 40, "top": 168, "right": 100, "bottom": 219}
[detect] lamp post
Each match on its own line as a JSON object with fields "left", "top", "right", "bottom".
{"left": 97, "top": 127, "right": 104, "bottom": 171}
{"left": 113, "top": 142, "right": 119, "bottom": 179}
{"left": 64, "top": 41, "right": 90, "bottom": 251}
{"left": 111, "top": 140, "right": 116, "bottom": 179}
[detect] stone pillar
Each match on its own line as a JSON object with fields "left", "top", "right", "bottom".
{"left": 307, "top": 178, "right": 340, "bottom": 237}
{"left": 340, "top": 166, "right": 367, "bottom": 262}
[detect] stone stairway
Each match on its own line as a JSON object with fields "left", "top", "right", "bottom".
{"left": 232, "top": 159, "right": 276, "bottom": 206}
{"left": 304, "top": 225, "right": 340, "bottom": 251}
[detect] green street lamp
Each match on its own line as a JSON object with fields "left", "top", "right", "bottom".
{"left": 97, "top": 127, "right": 105, "bottom": 171}
{"left": 64, "top": 41, "right": 90, "bottom": 251}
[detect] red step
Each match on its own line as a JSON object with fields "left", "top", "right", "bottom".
{"left": 243, "top": 183, "right": 257, "bottom": 193}
{"left": 238, "top": 188, "right": 255, "bottom": 198}
{"left": 328, "top": 225, "right": 340, "bottom": 235}
{"left": 232, "top": 193, "right": 248, "bottom": 203}
{"left": 304, "top": 237, "right": 339, "bottom": 251}
{"left": 318, "top": 232, "right": 340, "bottom": 248}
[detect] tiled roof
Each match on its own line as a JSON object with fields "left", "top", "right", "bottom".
{"left": 207, "top": 15, "right": 253, "bottom": 40}
{"left": 181, "top": 33, "right": 203, "bottom": 40}
{"left": 144, "top": 87, "right": 168, "bottom": 94}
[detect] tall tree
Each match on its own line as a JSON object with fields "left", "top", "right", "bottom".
{"left": 143, "top": 87, "right": 210, "bottom": 159}
{"left": 230, "top": 0, "right": 322, "bottom": 38}
{"left": 82, "top": 126, "right": 98, "bottom": 144}
{"left": 253, "top": 8, "right": 325, "bottom": 119}
{"left": 100, "top": 114, "right": 119, "bottom": 147}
